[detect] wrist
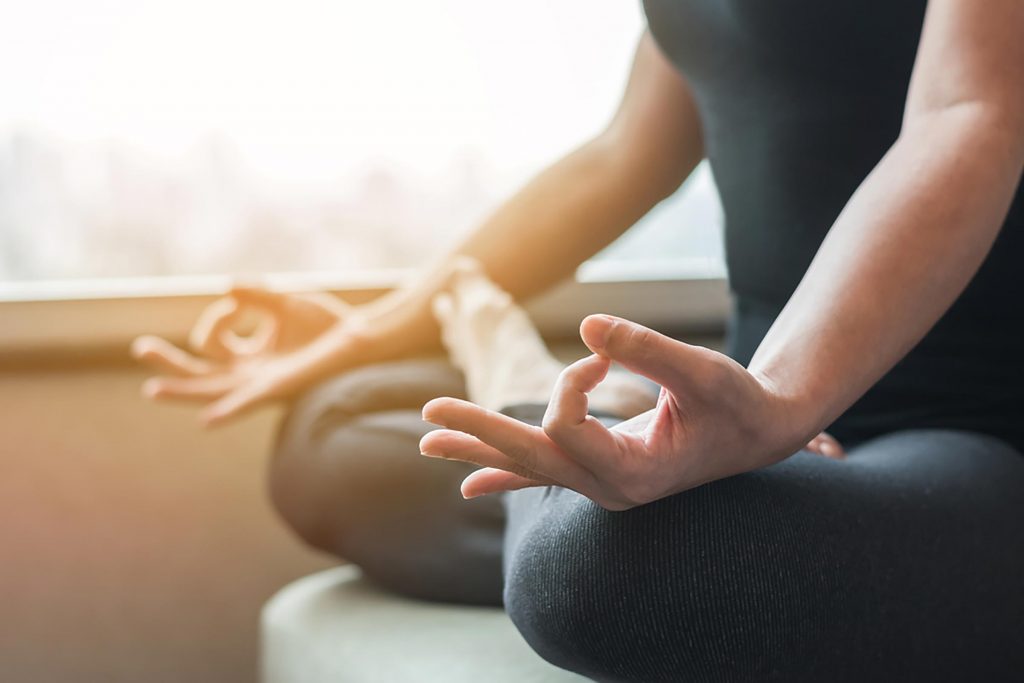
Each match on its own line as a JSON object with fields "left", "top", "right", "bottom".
{"left": 750, "top": 369, "right": 832, "bottom": 457}
{"left": 351, "top": 287, "right": 442, "bottom": 362}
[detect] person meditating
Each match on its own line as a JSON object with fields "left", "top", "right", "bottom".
{"left": 134, "top": 1, "right": 1024, "bottom": 679}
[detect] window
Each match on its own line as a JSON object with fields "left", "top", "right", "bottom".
{"left": 0, "top": 0, "right": 723, "bottom": 289}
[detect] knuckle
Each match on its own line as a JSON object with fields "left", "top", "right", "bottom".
{"left": 541, "top": 410, "right": 570, "bottom": 440}
{"left": 540, "top": 411, "right": 559, "bottom": 436}
{"left": 508, "top": 443, "right": 539, "bottom": 472}
{"left": 556, "top": 362, "right": 578, "bottom": 384}
{"left": 500, "top": 427, "right": 537, "bottom": 463}
{"left": 627, "top": 331, "right": 666, "bottom": 368}
{"left": 691, "top": 353, "right": 730, "bottom": 390}
{"left": 557, "top": 363, "right": 590, "bottom": 396}
{"left": 187, "top": 327, "right": 207, "bottom": 351}
{"left": 542, "top": 412, "right": 590, "bottom": 451}
{"left": 620, "top": 324, "right": 653, "bottom": 352}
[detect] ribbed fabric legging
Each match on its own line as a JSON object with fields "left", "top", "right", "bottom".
{"left": 269, "top": 357, "right": 1024, "bottom": 682}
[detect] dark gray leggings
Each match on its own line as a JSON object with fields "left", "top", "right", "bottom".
{"left": 269, "top": 358, "right": 1024, "bottom": 682}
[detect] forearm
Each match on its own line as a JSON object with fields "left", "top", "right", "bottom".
{"left": 351, "top": 31, "right": 702, "bottom": 364}
{"left": 453, "top": 140, "right": 675, "bottom": 300}
{"left": 359, "top": 135, "right": 690, "bottom": 362}
{"left": 749, "top": 106, "right": 1024, "bottom": 442}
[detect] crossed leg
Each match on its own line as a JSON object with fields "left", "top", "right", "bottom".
{"left": 269, "top": 266, "right": 1024, "bottom": 680}
{"left": 501, "top": 431, "right": 1024, "bottom": 681}
{"left": 268, "top": 263, "right": 658, "bottom": 605}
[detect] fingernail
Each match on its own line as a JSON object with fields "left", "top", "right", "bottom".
{"left": 142, "top": 379, "right": 160, "bottom": 398}
{"left": 421, "top": 409, "right": 446, "bottom": 426}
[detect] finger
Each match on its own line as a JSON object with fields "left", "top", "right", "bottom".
{"left": 819, "top": 432, "right": 845, "bottom": 457}
{"left": 461, "top": 467, "right": 548, "bottom": 499}
{"left": 542, "top": 355, "right": 621, "bottom": 469}
{"left": 546, "top": 354, "right": 610, "bottom": 425}
{"left": 230, "top": 287, "right": 347, "bottom": 350}
{"left": 579, "top": 314, "right": 702, "bottom": 395}
{"left": 223, "top": 314, "right": 278, "bottom": 356}
{"left": 200, "top": 384, "right": 268, "bottom": 428}
{"left": 807, "top": 431, "right": 846, "bottom": 459}
{"left": 422, "top": 398, "right": 539, "bottom": 456}
{"left": 131, "top": 335, "right": 212, "bottom": 377}
{"left": 420, "top": 429, "right": 552, "bottom": 482}
{"left": 189, "top": 297, "right": 243, "bottom": 360}
{"left": 422, "top": 397, "right": 588, "bottom": 486}
{"left": 229, "top": 285, "right": 289, "bottom": 351}
{"left": 142, "top": 374, "right": 235, "bottom": 402}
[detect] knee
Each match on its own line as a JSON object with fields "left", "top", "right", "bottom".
{"left": 502, "top": 477, "right": 843, "bottom": 682}
{"left": 267, "top": 358, "right": 472, "bottom": 557}
{"left": 502, "top": 496, "right": 673, "bottom": 680}
{"left": 267, "top": 372, "right": 374, "bottom": 553}
{"left": 267, "top": 436, "right": 335, "bottom": 553}
{"left": 266, "top": 361, "right": 509, "bottom": 604}
{"left": 267, "top": 360, "right": 461, "bottom": 554}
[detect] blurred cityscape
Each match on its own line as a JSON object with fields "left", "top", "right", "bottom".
{"left": 0, "top": 130, "right": 724, "bottom": 283}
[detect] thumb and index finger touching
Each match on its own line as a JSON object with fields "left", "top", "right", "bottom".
{"left": 132, "top": 285, "right": 284, "bottom": 384}
{"left": 188, "top": 285, "right": 287, "bottom": 359}
{"left": 541, "top": 314, "right": 703, "bottom": 469}
{"left": 579, "top": 314, "right": 704, "bottom": 396}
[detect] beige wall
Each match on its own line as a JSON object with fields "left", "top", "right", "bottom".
{"left": 0, "top": 365, "right": 333, "bottom": 683}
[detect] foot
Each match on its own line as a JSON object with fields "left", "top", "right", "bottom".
{"left": 431, "top": 259, "right": 658, "bottom": 418}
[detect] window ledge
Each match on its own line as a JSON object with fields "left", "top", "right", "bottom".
{"left": 0, "top": 262, "right": 729, "bottom": 367}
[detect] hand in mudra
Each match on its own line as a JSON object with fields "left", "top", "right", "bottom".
{"left": 421, "top": 314, "right": 828, "bottom": 510}
{"left": 133, "top": 286, "right": 364, "bottom": 426}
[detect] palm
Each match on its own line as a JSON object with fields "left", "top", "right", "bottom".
{"left": 133, "top": 286, "right": 356, "bottom": 425}
{"left": 419, "top": 315, "right": 813, "bottom": 510}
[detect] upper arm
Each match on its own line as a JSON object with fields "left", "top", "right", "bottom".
{"left": 599, "top": 31, "right": 704, "bottom": 200}
{"left": 905, "top": 0, "right": 1024, "bottom": 145}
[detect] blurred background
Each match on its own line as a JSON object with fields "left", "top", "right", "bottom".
{"left": 0, "top": 1, "right": 724, "bottom": 682}
{"left": 0, "top": 0, "right": 722, "bottom": 286}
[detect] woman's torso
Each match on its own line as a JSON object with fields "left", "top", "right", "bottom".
{"left": 643, "top": 0, "right": 1024, "bottom": 451}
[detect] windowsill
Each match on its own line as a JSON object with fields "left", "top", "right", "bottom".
{"left": 0, "top": 259, "right": 729, "bottom": 367}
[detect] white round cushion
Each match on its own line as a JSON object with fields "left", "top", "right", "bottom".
{"left": 261, "top": 566, "right": 587, "bottom": 683}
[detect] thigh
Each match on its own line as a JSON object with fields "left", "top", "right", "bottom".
{"left": 271, "top": 357, "right": 506, "bottom": 606}
{"left": 503, "top": 429, "right": 1024, "bottom": 682}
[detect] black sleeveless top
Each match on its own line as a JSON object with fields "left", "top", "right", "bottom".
{"left": 643, "top": 0, "right": 1024, "bottom": 452}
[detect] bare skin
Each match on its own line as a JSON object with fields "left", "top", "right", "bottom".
{"left": 431, "top": 259, "right": 659, "bottom": 419}
{"left": 430, "top": 258, "right": 844, "bottom": 459}
{"left": 421, "top": 0, "right": 1024, "bottom": 506}
{"left": 137, "top": 1, "right": 1022, "bottom": 507}
{"left": 134, "top": 32, "right": 702, "bottom": 426}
